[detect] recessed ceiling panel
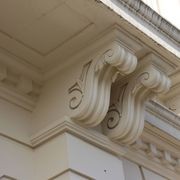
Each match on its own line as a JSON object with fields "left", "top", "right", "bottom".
{"left": 4, "top": 3, "right": 90, "bottom": 55}
{"left": 0, "top": 1, "right": 90, "bottom": 55}
{"left": 0, "top": 0, "right": 107, "bottom": 71}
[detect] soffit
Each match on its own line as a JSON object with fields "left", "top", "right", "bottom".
{"left": 0, "top": 0, "right": 114, "bottom": 75}
{"left": 0, "top": 0, "right": 179, "bottom": 81}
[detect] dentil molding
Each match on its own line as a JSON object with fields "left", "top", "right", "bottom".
{"left": 0, "top": 62, "right": 42, "bottom": 111}
{"left": 68, "top": 41, "right": 137, "bottom": 127}
{"left": 102, "top": 54, "right": 171, "bottom": 144}
{"left": 132, "top": 138, "right": 180, "bottom": 173}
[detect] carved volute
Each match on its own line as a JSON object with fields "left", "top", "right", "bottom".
{"left": 68, "top": 39, "right": 171, "bottom": 145}
{"left": 68, "top": 42, "right": 137, "bottom": 127}
{"left": 102, "top": 56, "right": 171, "bottom": 145}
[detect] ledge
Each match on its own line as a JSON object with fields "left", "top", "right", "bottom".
{"left": 146, "top": 100, "right": 180, "bottom": 140}
{"left": 98, "top": 0, "right": 180, "bottom": 58}
{"left": 117, "top": 0, "right": 180, "bottom": 44}
{"left": 0, "top": 113, "right": 179, "bottom": 179}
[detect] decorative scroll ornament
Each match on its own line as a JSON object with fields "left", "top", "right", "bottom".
{"left": 102, "top": 64, "right": 171, "bottom": 144}
{"left": 68, "top": 42, "right": 137, "bottom": 127}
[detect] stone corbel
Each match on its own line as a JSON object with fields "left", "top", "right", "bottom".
{"left": 68, "top": 42, "right": 137, "bottom": 127}
{"left": 102, "top": 60, "right": 171, "bottom": 144}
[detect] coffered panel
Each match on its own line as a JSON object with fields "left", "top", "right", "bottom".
{"left": 0, "top": 0, "right": 93, "bottom": 70}
{"left": 12, "top": 4, "right": 91, "bottom": 55}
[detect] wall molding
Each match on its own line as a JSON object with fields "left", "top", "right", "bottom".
{"left": 146, "top": 100, "right": 180, "bottom": 133}
{"left": 1, "top": 114, "right": 180, "bottom": 179}
{"left": 48, "top": 168, "right": 95, "bottom": 180}
{"left": 0, "top": 175, "right": 17, "bottom": 180}
{"left": 31, "top": 116, "right": 127, "bottom": 156}
{"left": 31, "top": 116, "right": 180, "bottom": 179}
{"left": 118, "top": 0, "right": 180, "bottom": 45}
{"left": 0, "top": 169, "right": 95, "bottom": 180}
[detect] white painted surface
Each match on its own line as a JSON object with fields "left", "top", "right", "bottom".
{"left": 0, "top": 136, "right": 34, "bottom": 180}
{"left": 0, "top": 98, "right": 32, "bottom": 143}
{"left": 33, "top": 134, "right": 69, "bottom": 180}
{"left": 66, "top": 133, "right": 125, "bottom": 180}
{"left": 122, "top": 159, "right": 143, "bottom": 180}
{"left": 142, "top": 167, "right": 168, "bottom": 180}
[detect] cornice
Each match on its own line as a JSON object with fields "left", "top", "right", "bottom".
{"left": 44, "top": 25, "right": 144, "bottom": 80}
{"left": 45, "top": 22, "right": 179, "bottom": 80}
{"left": 118, "top": 0, "right": 180, "bottom": 45}
{"left": 146, "top": 100, "right": 180, "bottom": 131}
{"left": 30, "top": 116, "right": 126, "bottom": 156}
{"left": 0, "top": 175, "right": 17, "bottom": 180}
{"left": 1, "top": 115, "right": 179, "bottom": 179}
{"left": 48, "top": 168, "right": 95, "bottom": 180}
{"left": 30, "top": 116, "right": 180, "bottom": 179}
{"left": 0, "top": 169, "right": 95, "bottom": 180}
{"left": 0, "top": 0, "right": 178, "bottom": 87}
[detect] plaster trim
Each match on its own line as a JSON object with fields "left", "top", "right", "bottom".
{"left": 68, "top": 41, "right": 137, "bottom": 127}
{"left": 118, "top": 0, "right": 180, "bottom": 44}
{"left": 48, "top": 168, "right": 95, "bottom": 180}
{"left": 0, "top": 115, "right": 179, "bottom": 179}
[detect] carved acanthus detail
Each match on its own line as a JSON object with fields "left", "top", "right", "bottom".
{"left": 68, "top": 42, "right": 137, "bottom": 127}
{"left": 103, "top": 63, "right": 171, "bottom": 144}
